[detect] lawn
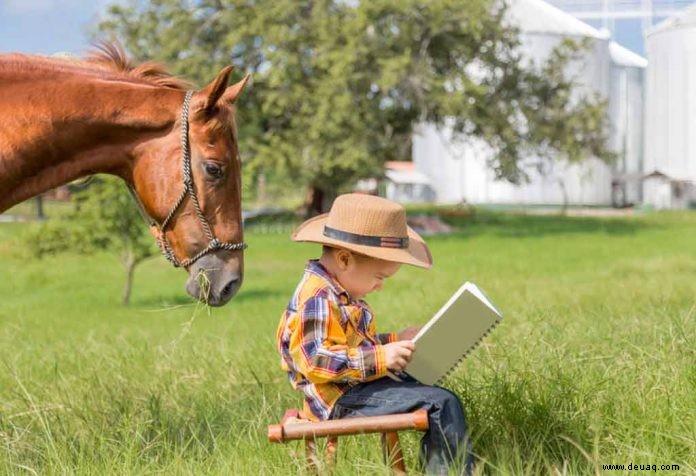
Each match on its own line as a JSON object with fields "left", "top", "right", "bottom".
{"left": 0, "top": 210, "right": 694, "bottom": 475}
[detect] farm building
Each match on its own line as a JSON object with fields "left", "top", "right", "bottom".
{"left": 643, "top": 3, "right": 696, "bottom": 209}
{"left": 412, "top": 0, "right": 647, "bottom": 207}
{"left": 381, "top": 161, "right": 435, "bottom": 204}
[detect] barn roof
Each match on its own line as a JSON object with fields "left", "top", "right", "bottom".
{"left": 507, "top": 0, "right": 610, "bottom": 39}
{"left": 646, "top": 2, "right": 696, "bottom": 37}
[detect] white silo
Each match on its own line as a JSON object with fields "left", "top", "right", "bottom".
{"left": 413, "top": 0, "right": 646, "bottom": 206}
{"left": 644, "top": 4, "right": 696, "bottom": 209}
{"left": 608, "top": 41, "right": 647, "bottom": 207}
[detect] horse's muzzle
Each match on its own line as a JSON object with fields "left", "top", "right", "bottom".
{"left": 185, "top": 252, "right": 244, "bottom": 306}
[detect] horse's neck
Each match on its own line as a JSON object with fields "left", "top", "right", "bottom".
{"left": 0, "top": 64, "right": 183, "bottom": 211}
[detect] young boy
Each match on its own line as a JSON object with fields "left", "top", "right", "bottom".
{"left": 276, "top": 193, "right": 474, "bottom": 474}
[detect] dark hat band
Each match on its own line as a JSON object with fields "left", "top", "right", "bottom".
{"left": 323, "top": 226, "right": 409, "bottom": 249}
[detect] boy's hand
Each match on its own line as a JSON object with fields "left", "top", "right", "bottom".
{"left": 397, "top": 326, "right": 421, "bottom": 341}
{"left": 383, "top": 341, "right": 415, "bottom": 372}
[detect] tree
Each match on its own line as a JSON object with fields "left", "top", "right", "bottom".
{"left": 98, "top": 0, "right": 614, "bottom": 213}
{"left": 25, "top": 176, "right": 157, "bottom": 305}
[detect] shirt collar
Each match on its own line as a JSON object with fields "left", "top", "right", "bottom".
{"left": 305, "top": 259, "right": 352, "bottom": 304}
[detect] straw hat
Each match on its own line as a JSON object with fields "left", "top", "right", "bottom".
{"left": 292, "top": 194, "right": 432, "bottom": 268}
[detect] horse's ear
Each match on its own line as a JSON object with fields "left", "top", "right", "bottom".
{"left": 201, "top": 65, "right": 234, "bottom": 111}
{"left": 220, "top": 74, "right": 250, "bottom": 105}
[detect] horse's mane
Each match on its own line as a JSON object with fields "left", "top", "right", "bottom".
{"left": 3, "top": 42, "right": 239, "bottom": 133}
{"left": 2, "top": 41, "right": 190, "bottom": 90}
{"left": 85, "top": 42, "right": 191, "bottom": 90}
{"left": 87, "top": 43, "right": 237, "bottom": 135}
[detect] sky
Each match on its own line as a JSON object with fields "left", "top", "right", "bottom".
{"left": 0, "top": 0, "right": 693, "bottom": 58}
{"left": 0, "top": 0, "right": 114, "bottom": 56}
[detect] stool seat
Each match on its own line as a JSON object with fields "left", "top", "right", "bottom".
{"left": 268, "top": 409, "right": 429, "bottom": 474}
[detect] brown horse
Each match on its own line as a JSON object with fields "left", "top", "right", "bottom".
{"left": 0, "top": 44, "right": 249, "bottom": 306}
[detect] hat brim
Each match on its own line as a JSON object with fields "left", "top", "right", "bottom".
{"left": 292, "top": 214, "right": 433, "bottom": 269}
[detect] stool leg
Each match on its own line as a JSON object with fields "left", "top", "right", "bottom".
{"left": 325, "top": 436, "right": 338, "bottom": 469}
{"left": 381, "top": 432, "right": 406, "bottom": 474}
{"left": 305, "top": 437, "right": 319, "bottom": 472}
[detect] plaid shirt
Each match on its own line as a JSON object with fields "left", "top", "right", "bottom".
{"left": 276, "top": 260, "right": 397, "bottom": 420}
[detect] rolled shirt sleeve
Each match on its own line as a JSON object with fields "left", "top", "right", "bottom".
{"left": 376, "top": 332, "right": 398, "bottom": 344}
{"left": 362, "top": 301, "right": 397, "bottom": 345}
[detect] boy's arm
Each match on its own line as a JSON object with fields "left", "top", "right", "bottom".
{"left": 375, "top": 332, "right": 398, "bottom": 344}
{"left": 288, "top": 296, "right": 389, "bottom": 383}
{"left": 375, "top": 323, "right": 421, "bottom": 344}
{"left": 362, "top": 302, "right": 396, "bottom": 344}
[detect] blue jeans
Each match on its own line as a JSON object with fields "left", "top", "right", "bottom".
{"left": 330, "top": 377, "right": 474, "bottom": 475}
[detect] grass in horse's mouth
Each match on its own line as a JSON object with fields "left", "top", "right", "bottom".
{"left": 195, "top": 269, "right": 212, "bottom": 305}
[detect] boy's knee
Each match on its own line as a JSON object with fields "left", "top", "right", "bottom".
{"left": 431, "top": 387, "right": 460, "bottom": 405}
{"left": 427, "top": 387, "right": 465, "bottom": 420}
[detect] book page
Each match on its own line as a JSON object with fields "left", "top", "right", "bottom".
{"left": 463, "top": 282, "right": 501, "bottom": 315}
{"left": 405, "top": 281, "right": 502, "bottom": 385}
{"left": 413, "top": 282, "right": 500, "bottom": 342}
{"left": 413, "top": 283, "right": 470, "bottom": 341}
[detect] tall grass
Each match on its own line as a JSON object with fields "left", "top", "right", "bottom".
{"left": 0, "top": 211, "right": 694, "bottom": 474}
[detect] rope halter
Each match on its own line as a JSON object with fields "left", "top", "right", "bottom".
{"left": 128, "top": 90, "right": 247, "bottom": 268}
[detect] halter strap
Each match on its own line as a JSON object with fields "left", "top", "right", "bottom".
{"left": 128, "top": 90, "right": 247, "bottom": 268}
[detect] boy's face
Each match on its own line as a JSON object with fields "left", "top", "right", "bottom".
{"left": 334, "top": 251, "right": 402, "bottom": 300}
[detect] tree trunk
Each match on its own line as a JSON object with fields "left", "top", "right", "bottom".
{"left": 558, "top": 179, "right": 569, "bottom": 216}
{"left": 35, "top": 196, "right": 45, "bottom": 220}
{"left": 303, "top": 186, "right": 337, "bottom": 218}
{"left": 303, "top": 186, "right": 324, "bottom": 218}
{"left": 257, "top": 172, "right": 267, "bottom": 205}
{"left": 122, "top": 253, "right": 136, "bottom": 306}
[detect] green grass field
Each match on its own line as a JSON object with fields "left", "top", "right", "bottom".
{"left": 0, "top": 210, "right": 694, "bottom": 475}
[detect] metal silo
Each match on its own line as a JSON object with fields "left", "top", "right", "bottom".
{"left": 413, "top": 0, "right": 646, "bottom": 206}
{"left": 644, "top": 4, "right": 696, "bottom": 208}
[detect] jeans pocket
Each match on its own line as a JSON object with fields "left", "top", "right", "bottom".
{"left": 335, "top": 394, "right": 396, "bottom": 407}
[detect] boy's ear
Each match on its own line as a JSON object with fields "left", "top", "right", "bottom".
{"left": 335, "top": 249, "right": 353, "bottom": 270}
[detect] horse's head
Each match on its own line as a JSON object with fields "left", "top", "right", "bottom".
{"left": 132, "top": 67, "right": 249, "bottom": 306}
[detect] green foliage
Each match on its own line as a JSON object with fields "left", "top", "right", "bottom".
{"left": 26, "top": 177, "right": 154, "bottom": 262}
{"left": 24, "top": 176, "right": 157, "bottom": 304}
{"left": 24, "top": 220, "right": 97, "bottom": 257}
{"left": 70, "top": 176, "right": 156, "bottom": 264}
{"left": 98, "top": 0, "right": 615, "bottom": 199}
{"left": 517, "top": 38, "right": 617, "bottom": 172}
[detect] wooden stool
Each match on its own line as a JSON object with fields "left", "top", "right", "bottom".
{"left": 268, "top": 409, "right": 429, "bottom": 474}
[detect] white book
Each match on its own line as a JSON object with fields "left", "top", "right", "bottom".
{"left": 391, "top": 282, "right": 502, "bottom": 385}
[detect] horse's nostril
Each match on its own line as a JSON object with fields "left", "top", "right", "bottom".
{"left": 220, "top": 278, "right": 240, "bottom": 298}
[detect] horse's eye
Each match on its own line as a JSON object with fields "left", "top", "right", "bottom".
{"left": 205, "top": 163, "right": 224, "bottom": 179}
